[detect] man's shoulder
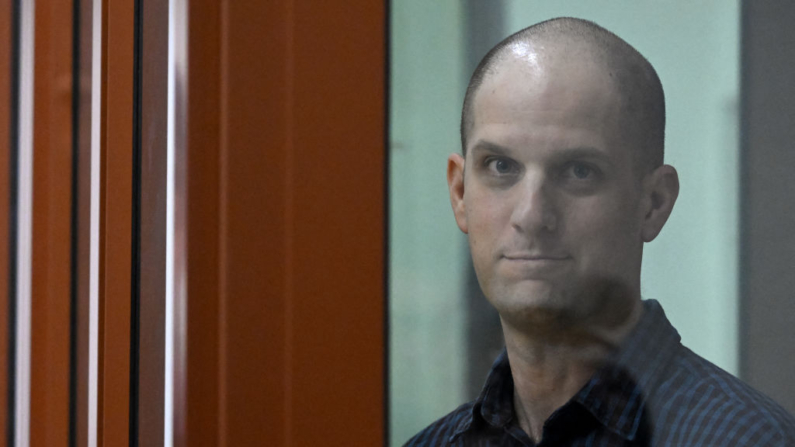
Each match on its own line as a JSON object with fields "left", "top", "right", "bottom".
{"left": 402, "top": 402, "right": 475, "bottom": 447}
{"left": 647, "top": 345, "right": 795, "bottom": 445}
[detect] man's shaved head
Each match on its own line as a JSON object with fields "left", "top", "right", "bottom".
{"left": 461, "top": 17, "right": 665, "bottom": 174}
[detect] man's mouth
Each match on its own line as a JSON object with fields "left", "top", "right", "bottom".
{"left": 502, "top": 253, "right": 570, "bottom": 261}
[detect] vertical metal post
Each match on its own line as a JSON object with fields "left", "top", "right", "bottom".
{"left": 740, "top": 0, "right": 795, "bottom": 416}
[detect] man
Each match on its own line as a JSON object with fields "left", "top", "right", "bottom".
{"left": 406, "top": 17, "right": 795, "bottom": 446}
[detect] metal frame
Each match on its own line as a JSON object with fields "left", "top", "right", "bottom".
{"left": 740, "top": 0, "right": 795, "bottom": 416}
{"left": 134, "top": 0, "right": 168, "bottom": 443}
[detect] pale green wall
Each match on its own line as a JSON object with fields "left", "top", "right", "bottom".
{"left": 390, "top": 2, "right": 740, "bottom": 445}
{"left": 389, "top": 2, "right": 468, "bottom": 446}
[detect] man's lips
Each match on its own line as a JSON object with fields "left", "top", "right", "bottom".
{"left": 500, "top": 254, "right": 572, "bottom": 277}
{"left": 502, "top": 253, "right": 571, "bottom": 261}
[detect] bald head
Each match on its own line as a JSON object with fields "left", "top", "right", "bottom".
{"left": 461, "top": 18, "right": 665, "bottom": 175}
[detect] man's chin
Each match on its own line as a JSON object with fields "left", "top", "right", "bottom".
{"left": 488, "top": 283, "right": 582, "bottom": 328}
{"left": 488, "top": 277, "right": 639, "bottom": 333}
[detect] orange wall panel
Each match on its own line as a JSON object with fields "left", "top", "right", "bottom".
{"left": 289, "top": 1, "right": 386, "bottom": 444}
{"left": 180, "top": 0, "right": 222, "bottom": 444}
{"left": 99, "top": 0, "right": 134, "bottom": 444}
{"left": 29, "top": 0, "right": 74, "bottom": 444}
{"left": 176, "top": 0, "right": 386, "bottom": 445}
{"left": 221, "top": 1, "right": 287, "bottom": 444}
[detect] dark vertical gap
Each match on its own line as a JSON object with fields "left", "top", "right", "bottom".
{"left": 68, "top": 0, "right": 81, "bottom": 445}
{"left": 129, "top": 0, "right": 143, "bottom": 444}
{"left": 462, "top": 0, "right": 505, "bottom": 401}
{"left": 737, "top": 0, "right": 750, "bottom": 383}
{"left": 7, "top": 0, "right": 20, "bottom": 444}
{"left": 737, "top": 1, "right": 795, "bottom": 414}
{"left": 383, "top": 1, "right": 391, "bottom": 445}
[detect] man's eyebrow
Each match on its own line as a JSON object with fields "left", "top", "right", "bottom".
{"left": 551, "top": 147, "right": 613, "bottom": 164}
{"left": 470, "top": 141, "right": 613, "bottom": 164}
{"left": 469, "top": 141, "right": 513, "bottom": 156}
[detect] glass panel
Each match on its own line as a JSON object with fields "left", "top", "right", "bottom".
{"left": 503, "top": 1, "right": 741, "bottom": 377}
{"left": 389, "top": 1, "right": 742, "bottom": 444}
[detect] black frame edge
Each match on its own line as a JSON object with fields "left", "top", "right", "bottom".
{"left": 129, "top": 0, "right": 143, "bottom": 444}
{"left": 7, "top": 0, "right": 21, "bottom": 443}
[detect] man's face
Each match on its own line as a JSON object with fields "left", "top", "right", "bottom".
{"left": 454, "top": 51, "right": 648, "bottom": 329}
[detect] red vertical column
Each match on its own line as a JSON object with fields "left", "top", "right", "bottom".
{"left": 28, "top": 0, "right": 74, "bottom": 444}
{"left": 288, "top": 2, "right": 386, "bottom": 444}
{"left": 173, "top": 0, "right": 386, "bottom": 445}
{"left": 98, "top": 0, "right": 134, "bottom": 444}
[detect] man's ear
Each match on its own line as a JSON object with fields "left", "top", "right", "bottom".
{"left": 640, "top": 164, "right": 679, "bottom": 242}
{"left": 448, "top": 153, "right": 468, "bottom": 234}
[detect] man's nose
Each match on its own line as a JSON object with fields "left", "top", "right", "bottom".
{"left": 509, "top": 176, "right": 557, "bottom": 234}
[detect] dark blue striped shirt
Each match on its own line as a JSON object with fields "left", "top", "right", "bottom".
{"left": 405, "top": 300, "right": 795, "bottom": 446}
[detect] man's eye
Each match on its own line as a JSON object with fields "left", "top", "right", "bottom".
{"left": 486, "top": 158, "right": 517, "bottom": 175}
{"left": 565, "top": 162, "right": 596, "bottom": 180}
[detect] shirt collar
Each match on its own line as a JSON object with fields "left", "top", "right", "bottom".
{"left": 574, "top": 299, "right": 681, "bottom": 440}
{"left": 452, "top": 299, "right": 681, "bottom": 442}
{"left": 450, "top": 349, "right": 513, "bottom": 440}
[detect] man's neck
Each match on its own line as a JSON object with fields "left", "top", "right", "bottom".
{"left": 502, "top": 299, "right": 644, "bottom": 443}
